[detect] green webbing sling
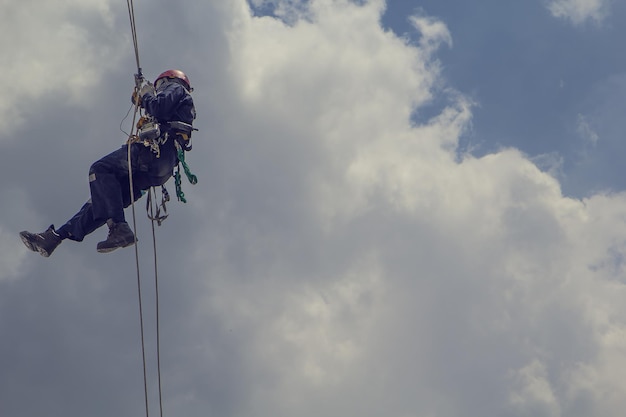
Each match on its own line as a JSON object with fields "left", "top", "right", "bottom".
{"left": 175, "top": 142, "right": 198, "bottom": 203}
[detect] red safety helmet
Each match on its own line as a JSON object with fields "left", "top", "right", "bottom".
{"left": 154, "top": 69, "right": 191, "bottom": 90}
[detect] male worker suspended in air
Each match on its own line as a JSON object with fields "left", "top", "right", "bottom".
{"left": 20, "top": 70, "right": 196, "bottom": 257}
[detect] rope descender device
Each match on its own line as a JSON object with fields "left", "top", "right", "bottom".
{"left": 134, "top": 68, "right": 144, "bottom": 88}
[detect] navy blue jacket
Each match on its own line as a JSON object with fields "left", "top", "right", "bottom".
{"left": 142, "top": 79, "right": 196, "bottom": 125}
{"left": 138, "top": 79, "right": 196, "bottom": 186}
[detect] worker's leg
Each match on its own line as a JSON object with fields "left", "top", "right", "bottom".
{"left": 56, "top": 145, "right": 143, "bottom": 242}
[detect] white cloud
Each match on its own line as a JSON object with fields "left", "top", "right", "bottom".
{"left": 5, "top": 0, "right": 626, "bottom": 416}
{"left": 531, "top": 152, "right": 565, "bottom": 180}
{"left": 0, "top": 188, "right": 38, "bottom": 281}
{"left": 509, "top": 360, "right": 560, "bottom": 417}
{"left": 409, "top": 12, "right": 453, "bottom": 52}
{"left": 0, "top": 0, "right": 125, "bottom": 138}
{"left": 180, "top": 1, "right": 626, "bottom": 416}
{"left": 577, "top": 113, "right": 600, "bottom": 145}
{"left": 546, "top": 0, "right": 611, "bottom": 25}
{"left": 0, "top": 227, "right": 28, "bottom": 281}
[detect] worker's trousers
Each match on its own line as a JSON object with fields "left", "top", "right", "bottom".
{"left": 56, "top": 143, "right": 173, "bottom": 241}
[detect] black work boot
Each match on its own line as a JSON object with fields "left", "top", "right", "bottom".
{"left": 20, "top": 225, "right": 63, "bottom": 257}
{"left": 97, "top": 220, "right": 136, "bottom": 253}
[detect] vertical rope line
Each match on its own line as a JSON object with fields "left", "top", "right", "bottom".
{"left": 126, "top": 1, "right": 149, "bottom": 417}
{"left": 127, "top": 0, "right": 141, "bottom": 72}
{"left": 128, "top": 140, "right": 150, "bottom": 417}
{"left": 126, "top": 2, "right": 167, "bottom": 416}
{"left": 148, "top": 189, "right": 165, "bottom": 417}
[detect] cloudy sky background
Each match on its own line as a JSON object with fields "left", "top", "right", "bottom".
{"left": 2, "top": 0, "right": 626, "bottom": 416}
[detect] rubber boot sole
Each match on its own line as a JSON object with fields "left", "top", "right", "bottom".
{"left": 96, "top": 238, "right": 137, "bottom": 254}
{"left": 20, "top": 231, "right": 53, "bottom": 257}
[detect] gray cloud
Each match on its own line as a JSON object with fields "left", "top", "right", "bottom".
{"left": 3, "top": 1, "right": 626, "bottom": 417}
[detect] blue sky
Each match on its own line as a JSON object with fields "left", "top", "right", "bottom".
{"left": 382, "top": 0, "right": 626, "bottom": 197}
{"left": 2, "top": 1, "right": 626, "bottom": 416}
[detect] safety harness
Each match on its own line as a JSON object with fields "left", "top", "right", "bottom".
{"left": 133, "top": 115, "right": 199, "bottom": 224}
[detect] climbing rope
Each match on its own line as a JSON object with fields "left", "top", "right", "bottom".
{"left": 125, "top": 1, "right": 164, "bottom": 417}
{"left": 127, "top": 0, "right": 142, "bottom": 74}
{"left": 146, "top": 191, "right": 165, "bottom": 417}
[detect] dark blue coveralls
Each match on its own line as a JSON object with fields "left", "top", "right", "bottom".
{"left": 56, "top": 79, "right": 196, "bottom": 242}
